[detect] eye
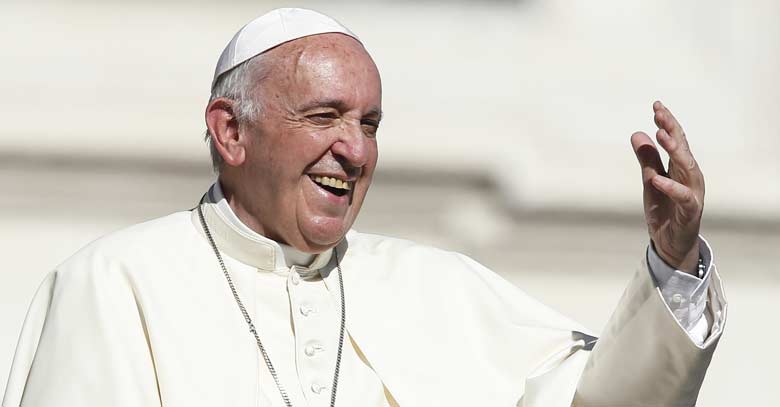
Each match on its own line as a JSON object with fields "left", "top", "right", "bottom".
{"left": 306, "top": 111, "right": 340, "bottom": 124}
{"left": 361, "top": 119, "right": 380, "bottom": 138}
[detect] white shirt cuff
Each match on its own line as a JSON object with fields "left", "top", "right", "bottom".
{"left": 646, "top": 236, "right": 714, "bottom": 344}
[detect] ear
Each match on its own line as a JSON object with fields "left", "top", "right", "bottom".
{"left": 205, "top": 98, "right": 247, "bottom": 167}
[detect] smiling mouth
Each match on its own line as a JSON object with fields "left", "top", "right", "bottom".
{"left": 309, "top": 175, "right": 352, "bottom": 197}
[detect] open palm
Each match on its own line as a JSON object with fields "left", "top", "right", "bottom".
{"left": 631, "top": 101, "right": 705, "bottom": 274}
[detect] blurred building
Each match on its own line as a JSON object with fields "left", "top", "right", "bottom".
{"left": 1, "top": 1, "right": 778, "bottom": 405}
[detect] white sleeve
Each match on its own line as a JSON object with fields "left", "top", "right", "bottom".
{"left": 646, "top": 236, "right": 713, "bottom": 344}
{"left": 574, "top": 237, "right": 727, "bottom": 406}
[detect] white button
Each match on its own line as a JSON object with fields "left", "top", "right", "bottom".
{"left": 671, "top": 293, "right": 683, "bottom": 303}
{"left": 311, "top": 383, "right": 328, "bottom": 394}
{"left": 299, "top": 304, "right": 316, "bottom": 317}
{"left": 304, "top": 343, "right": 324, "bottom": 357}
{"left": 290, "top": 272, "right": 300, "bottom": 285}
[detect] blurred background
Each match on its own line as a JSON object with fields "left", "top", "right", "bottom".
{"left": 1, "top": 0, "right": 778, "bottom": 405}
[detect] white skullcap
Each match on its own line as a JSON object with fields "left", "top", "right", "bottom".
{"left": 212, "top": 8, "right": 360, "bottom": 90}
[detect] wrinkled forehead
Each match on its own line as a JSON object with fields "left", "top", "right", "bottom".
{"left": 262, "top": 34, "right": 382, "bottom": 105}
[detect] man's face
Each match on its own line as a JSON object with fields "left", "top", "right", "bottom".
{"left": 234, "top": 34, "right": 382, "bottom": 252}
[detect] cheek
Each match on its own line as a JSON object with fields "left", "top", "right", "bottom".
{"left": 364, "top": 142, "right": 379, "bottom": 173}
{"left": 356, "top": 148, "right": 378, "bottom": 196}
{"left": 253, "top": 133, "right": 319, "bottom": 179}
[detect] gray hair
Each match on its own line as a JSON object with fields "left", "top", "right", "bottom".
{"left": 204, "top": 55, "right": 266, "bottom": 173}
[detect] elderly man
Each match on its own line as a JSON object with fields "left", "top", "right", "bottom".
{"left": 3, "top": 8, "right": 725, "bottom": 407}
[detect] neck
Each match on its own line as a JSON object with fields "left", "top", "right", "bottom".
{"left": 209, "top": 179, "right": 320, "bottom": 269}
{"left": 217, "top": 177, "right": 336, "bottom": 254}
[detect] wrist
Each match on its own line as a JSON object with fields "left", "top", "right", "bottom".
{"left": 656, "top": 241, "right": 700, "bottom": 275}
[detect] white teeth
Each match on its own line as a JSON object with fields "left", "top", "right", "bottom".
{"left": 311, "top": 175, "right": 351, "bottom": 191}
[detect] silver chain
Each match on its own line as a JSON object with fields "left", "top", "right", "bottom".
{"left": 197, "top": 204, "right": 346, "bottom": 407}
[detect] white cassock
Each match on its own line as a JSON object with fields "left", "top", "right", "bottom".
{"left": 2, "top": 182, "right": 727, "bottom": 406}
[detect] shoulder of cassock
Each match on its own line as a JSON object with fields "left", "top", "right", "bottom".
{"left": 3, "top": 212, "right": 220, "bottom": 406}
{"left": 338, "top": 230, "right": 592, "bottom": 405}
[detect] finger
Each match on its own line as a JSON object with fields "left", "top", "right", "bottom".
{"left": 653, "top": 101, "right": 685, "bottom": 141}
{"left": 631, "top": 131, "right": 666, "bottom": 183}
{"left": 656, "top": 128, "right": 699, "bottom": 179}
{"left": 650, "top": 175, "right": 701, "bottom": 216}
{"left": 652, "top": 102, "right": 704, "bottom": 187}
{"left": 653, "top": 101, "right": 692, "bottom": 157}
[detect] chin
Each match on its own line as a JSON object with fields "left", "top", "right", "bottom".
{"left": 299, "top": 217, "right": 351, "bottom": 252}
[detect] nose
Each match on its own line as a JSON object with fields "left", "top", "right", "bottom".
{"left": 331, "top": 120, "right": 371, "bottom": 170}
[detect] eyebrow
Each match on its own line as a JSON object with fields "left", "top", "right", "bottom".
{"left": 298, "top": 98, "right": 383, "bottom": 120}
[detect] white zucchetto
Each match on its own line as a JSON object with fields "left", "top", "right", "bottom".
{"left": 212, "top": 8, "right": 360, "bottom": 89}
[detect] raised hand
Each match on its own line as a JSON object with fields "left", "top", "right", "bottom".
{"left": 630, "top": 101, "right": 704, "bottom": 275}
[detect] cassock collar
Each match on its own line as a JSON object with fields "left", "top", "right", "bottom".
{"left": 192, "top": 181, "right": 333, "bottom": 274}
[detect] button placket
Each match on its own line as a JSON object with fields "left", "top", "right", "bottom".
{"left": 288, "top": 271, "right": 338, "bottom": 405}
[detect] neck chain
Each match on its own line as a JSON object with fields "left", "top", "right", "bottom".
{"left": 197, "top": 204, "right": 346, "bottom": 407}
